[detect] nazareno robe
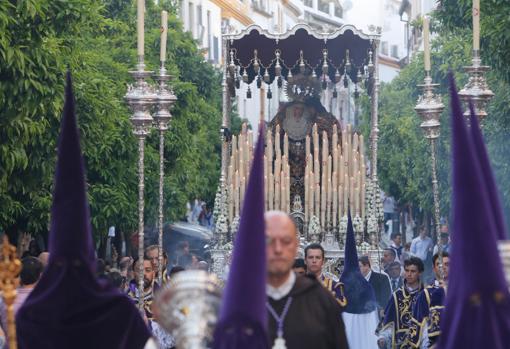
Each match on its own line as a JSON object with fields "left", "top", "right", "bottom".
{"left": 267, "top": 274, "right": 349, "bottom": 349}
{"left": 408, "top": 281, "right": 445, "bottom": 348}
{"left": 379, "top": 284, "right": 424, "bottom": 348}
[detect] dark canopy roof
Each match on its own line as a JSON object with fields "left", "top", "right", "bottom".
{"left": 225, "top": 24, "right": 379, "bottom": 85}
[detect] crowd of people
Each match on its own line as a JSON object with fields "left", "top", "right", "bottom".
{"left": 1, "top": 218, "right": 448, "bottom": 349}
{"left": 0, "top": 237, "right": 212, "bottom": 349}
{"left": 186, "top": 199, "right": 214, "bottom": 229}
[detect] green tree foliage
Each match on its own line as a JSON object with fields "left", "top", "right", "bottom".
{"left": 362, "top": 11, "right": 510, "bottom": 227}
{"left": 437, "top": 0, "right": 510, "bottom": 225}
{"left": 436, "top": 0, "right": 510, "bottom": 84}
{"left": 0, "top": 0, "right": 228, "bottom": 242}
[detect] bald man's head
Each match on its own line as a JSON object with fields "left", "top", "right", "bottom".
{"left": 38, "top": 252, "right": 49, "bottom": 267}
{"left": 265, "top": 211, "right": 299, "bottom": 280}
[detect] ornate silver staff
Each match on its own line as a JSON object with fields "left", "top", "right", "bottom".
{"left": 458, "top": 0, "right": 493, "bottom": 122}
{"left": 414, "top": 17, "right": 445, "bottom": 280}
{"left": 415, "top": 71, "right": 444, "bottom": 279}
{"left": 125, "top": 56, "right": 156, "bottom": 310}
{"left": 154, "top": 10, "right": 176, "bottom": 284}
{"left": 126, "top": 0, "right": 158, "bottom": 305}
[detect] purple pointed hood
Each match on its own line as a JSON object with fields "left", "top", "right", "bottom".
{"left": 340, "top": 213, "right": 377, "bottom": 314}
{"left": 213, "top": 122, "right": 269, "bottom": 349}
{"left": 16, "top": 72, "right": 150, "bottom": 349}
{"left": 436, "top": 73, "right": 510, "bottom": 349}
{"left": 469, "top": 106, "right": 508, "bottom": 240}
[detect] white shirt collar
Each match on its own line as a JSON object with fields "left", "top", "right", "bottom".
{"left": 364, "top": 270, "right": 372, "bottom": 281}
{"left": 266, "top": 271, "right": 296, "bottom": 301}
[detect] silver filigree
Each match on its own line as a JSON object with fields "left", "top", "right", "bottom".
{"left": 155, "top": 270, "right": 222, "bottom": 349}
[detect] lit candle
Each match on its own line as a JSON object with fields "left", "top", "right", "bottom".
{"left": 327, "top": 177, "right": 332, "bottom": 227}
{"left": 241, "top": 176, "right": 246, "bottom": 208}
{"left": 321, "top": 181, "right": 326, "bottom": 227}
{"left": 280, "top": 170, "right": 285, "bottom": 212}
{"left": 306, "top": 135, "right": 311, "bottom": 162}
{"left": 286, "top": 168, "right": 291, "bottom": 213}
{"left": 228, "top": 183, "right": 233, "bottom": 223}
{"left": 137, "top": 0, "right": 145, "bottom": 56}
{"left": 349, "top": 176, "right": 354, "bottom": 214}
{"left": 309, "top": 175, "right": 315, "bottom": 220}
{"left": 355, "top": 186, "right": 360, "bottom": 215}
{"left": 343, "top": 174, "right": 349, "bottom": 216}
{"left": 473, "top": 0, "right": 480, "bottom": 51}
{"left": 284, "top": 133, "right": 289, "bottom": 159}
{"left": 361, "top": 182, "right": 366, "bottom": 219}
{"left": 315, "top": 183, "right": 320, "bottom": 218}
{"left": 269, "top": 173, "right": 274, "bottom": 210}
{"left": 332, "top": 173, "right": 337, "bottom": 227}
{"left": 160, "top": 10, "right": 168, "bottom": 62}
{"left": 305, "top": 165, "right": 309, "bottom": 222}
{"left": 339, "top": 184, "right": 344, "bottom": 218}
{"left": 235, "top": 170, "right": 240, "bottom": 216}
{"left": 264, "top": 155, "right": 268, "bottom": 208}
{"left": 332, "top": 126, "right": 338, "bottom": 176}
{"left": 423, "top": 16, "right": 431, "bottom": 72}
{"left": 275, "top": 157, "right": 281, "bottom": 210}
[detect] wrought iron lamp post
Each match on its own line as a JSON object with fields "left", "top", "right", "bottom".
{"left": 153, "top": 63, "right": 177, "bottom": 285}
{"left": 415, "top": 71, "right": 444, "bottom": 278}
{"left": 125, "top": 57, "right": 157, "bottom": 310}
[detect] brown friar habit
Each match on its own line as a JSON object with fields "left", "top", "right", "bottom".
{"left": 267, "top": 274, "right": 349, "bottom": 349}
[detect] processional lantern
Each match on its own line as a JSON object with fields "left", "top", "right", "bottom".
{"left": 212, "top": 24, "right": 384, "bottom": 277}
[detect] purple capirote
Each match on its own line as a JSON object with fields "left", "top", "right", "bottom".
{"left": 213, "top": 121, "right": 269, "bottom": 349}
{"left": 16, "top": 72, "right": 150, "bottom": 349}
{"left": 436, "top": 73, "right": 510, "bottom": 349}
{"left": 469, "top": 104, "right": 508, "bottom": 240}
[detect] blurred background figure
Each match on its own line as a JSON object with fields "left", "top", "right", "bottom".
{"left": 293, "top": 258, "right": 306, "bottom": 275}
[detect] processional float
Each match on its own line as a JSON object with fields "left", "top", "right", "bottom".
{"left": 210, "top": 24, "right": 385, "bottom": 278}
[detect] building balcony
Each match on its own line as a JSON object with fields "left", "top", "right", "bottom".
{"left": 302, "top": 0, "right": 343, "bottom": 27}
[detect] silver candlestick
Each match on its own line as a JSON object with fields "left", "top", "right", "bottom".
{"left": 458, "top": 50, "right": 494, "bottom": 122}
{"left": 154, "top": 62, "right": 177, "bottom": 285}
{"left": 415, "top": 71, "right": 445, "bottom": 280}
{"left": 125, "top": 57, "right": 157, "bottom": 311}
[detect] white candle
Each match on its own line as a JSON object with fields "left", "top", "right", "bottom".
{"left": 332, "top": 173, "right": 337, "bottom": 227}
{"left": 228, "top": 183, "right": 234, "bottom": 223}
{"left": 137, "top": 0, "right": 145, "bottom": 56}
{"left": 160, "top": 11, "right": 168, "bottom": 62}
{"left": 269, "top": 173, "right": 274, "bottom": 210}
{"left": 315, "top": 183, "right": 320, "bottom": 218}
{"left": 473, "top": 0, "right": 480, "bottom": 50}
{"left": 305, "top": 166, "right": 309, "bottom": 222}
{"left": 423, "top": 16, "right": 431, "bottom": 71}
{"left": 284, "top": 133, "right": 289, "bottom": 159}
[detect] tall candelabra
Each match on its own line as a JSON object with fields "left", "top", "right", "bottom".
{"left": 154, "top": 63, "right": 177, "bottom": 284}
{"left": 367, "top": 27, "right": 384, "bottom": 246}
{"left": 415, "top": 71, "right": 444, "bottom": 279}
{"left": 125, "top": 57, "right": 157, "bottom": 311}
{"left": 458, "top": 50, "right": 494, "bottom": 122}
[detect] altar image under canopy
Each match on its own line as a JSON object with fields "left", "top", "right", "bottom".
{"left": 211, "top": 24, "right": 385, "bottom": 277}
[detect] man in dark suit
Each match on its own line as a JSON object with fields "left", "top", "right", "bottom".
{"left": 387, "top": 261, "right": 404, "bottom": 292}
{"left": 359, "top": 256, "right": 392, "bottom": 318}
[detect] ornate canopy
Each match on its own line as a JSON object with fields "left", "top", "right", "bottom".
{"left": 224, "top": 24, "right": 380, "bottom": 86}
